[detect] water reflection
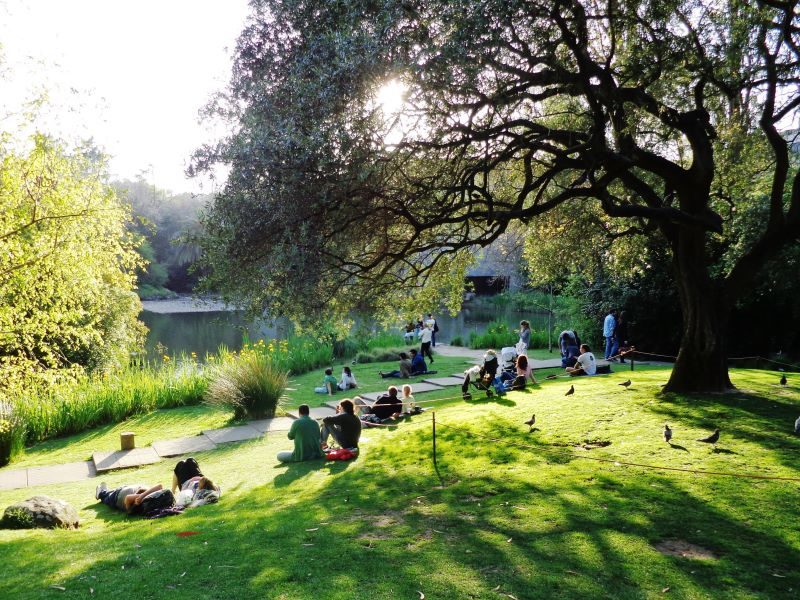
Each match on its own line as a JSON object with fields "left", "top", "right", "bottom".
{"left": 139, "top": 304, "right": 550, "bottom": 359}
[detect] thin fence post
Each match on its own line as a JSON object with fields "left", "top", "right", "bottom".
{"left": 631, "top": 353, "right": 635, "bottom": 371}
{"left": 432, "top": 411, "right": 437, "bottom": 470}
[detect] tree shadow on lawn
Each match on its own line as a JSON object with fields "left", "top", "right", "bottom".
{"left": 646, "top": 385, "right": 800, "bottom": 470}
{"left": 24, "top": 428, "right": 800, "bottom": 599}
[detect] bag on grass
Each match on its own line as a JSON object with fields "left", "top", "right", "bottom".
{"left": 325, "top": 448, "right": 357, "bottom": 461}
{"left": 140, "top": 489, "right": 175, "bottom": 516}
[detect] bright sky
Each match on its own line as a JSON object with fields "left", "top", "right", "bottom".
{"left": 0, "top": 0, "right": 250, "bottom": 193}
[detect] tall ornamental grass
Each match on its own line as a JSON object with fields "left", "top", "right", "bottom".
{"left": 206, "top": 346, "right": 288, "bottom": 419}
{"left": 468, "top": 320, "right": 551, "bottom": 350}
{"left": 11, "top": 358, "right": 208, "bottom": 448}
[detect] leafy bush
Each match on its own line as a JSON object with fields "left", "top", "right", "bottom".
{"left": 205, "top": 350, "right": 288, "bottom": 419}
{"left": 450, "top": 336, "right": 464, "bottom": 347}
{"left": 468, "top": 320, "right": 518, "bottom": 349}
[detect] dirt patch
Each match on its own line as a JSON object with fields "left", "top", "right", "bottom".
{"left": 654, "top": 539, "right": 717, "bottom": 560}
{"left": 576, "top": 440, "right": 612, "bottom": 450}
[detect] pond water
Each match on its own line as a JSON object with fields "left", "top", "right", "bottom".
{"left": 139, "top": 298, "right": 551, "bottom": 359}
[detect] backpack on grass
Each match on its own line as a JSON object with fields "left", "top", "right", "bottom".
{"left": 140, "top": 489, "right": 175, "bottom": 517}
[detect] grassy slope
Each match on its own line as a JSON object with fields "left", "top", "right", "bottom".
{"left": 1, "top": 367, "right": 798, "bottom": 599}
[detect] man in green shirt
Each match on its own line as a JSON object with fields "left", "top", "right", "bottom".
{"left": 277, "top": 404, "right": 324, "bottom": 462}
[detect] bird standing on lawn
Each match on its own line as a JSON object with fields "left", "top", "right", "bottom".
{"left": 524, "top": 414, "right": 536, "bottom": 432}
{"left": 663, "top": 424, "right": 672, "bottom": 444}
{"left": 565, "top": 385, "right": 575, "bottom": 396}
{"left": 697, "top": 428, "right": 720, "bottom": 448}
{"left": 780, "top": 374, "right": 787, "bottom": 386}
{"left": 619, "top": 379, "right": 631, "bottom": 389}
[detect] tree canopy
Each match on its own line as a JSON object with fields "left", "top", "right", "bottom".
{"left": 195, "top": 0, "right": 800, "bottom": 391}
{"left": 0, "top": 135, "right": 144, "bottom": 389}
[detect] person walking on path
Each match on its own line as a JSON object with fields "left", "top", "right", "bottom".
{"left": 419, "top": 323, "right": 434, "bottom": 363}
{"left": 426, "top": 314, "right": 439, "bottom": 347}
{"left": 277, "top": 404, "right": 324, "bottom": 462}
{"left": 603, "top": 309, "right": 617, "bottom": 360}
{"left": 518, "top": 320, "right": 531, "bottom": 352}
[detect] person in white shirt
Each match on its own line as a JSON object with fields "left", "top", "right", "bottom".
{"left": 338, "top": 366, "right": 358, "bottom": 390}
{"left": 566, "top": 344, "right": 597, "bottom": 376}
{"left": 426, "top": 313, "right": 438, "bottom": 346}
{"left": 419, "top": 324, "right": 434, "bottom": 363}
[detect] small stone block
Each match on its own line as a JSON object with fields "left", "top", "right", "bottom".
{"left": 151, "top": 436, "right": 216, "bottom": 458}
{"left": 0, "top": 468, "right": 28, "bottom": 491}
{"left": 249, "top": 417, "right": 295, "bottom": 433}
{"left": 285, "top": 406, "right": 336, "bottom": 420}
{"left": 93, "top": 448, "right": 162, "bottom": 472}
{"left": 28, "top": 461, "right": 97, "bottom": 486}
{"left": 422, "top": 376, "right": 465, "bottom": 387}
{"left": 120, "top": 431, "right": 135, "bottom": 451}
{"left": 201, "top": 425, "right": 261, "bottom": 444}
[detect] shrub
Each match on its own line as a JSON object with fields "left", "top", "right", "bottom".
{"left": 205, "top": 350, "right": 288, "bottom": 419}
{"left": 468, "top": 320, "right": 518, "bottom": 349}
{"left": 450, "top": 336, "right": 464, "bottom": 347}
{"left": 352, "top": 347, "right": 412, "bottom": 364}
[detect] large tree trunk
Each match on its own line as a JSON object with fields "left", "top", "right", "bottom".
{"left": 663, "top": 224, "right": 733, "bottom": 393}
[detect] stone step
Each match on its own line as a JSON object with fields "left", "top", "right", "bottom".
{"left": 151, "top": 436, "right": 216, "bottom": 459}
{"left": 249, "top": 417, "right": 296, "bottom": 433}
{"left": 285, "top": 406, "right": 336, "bottom": 420}
{"left": 201, "top": 425, "right": 262, "bottom": 444}
{"left": 93, "top": 447, "right": 162, "bottom": 472}
{"left": 422, "top": 376, "right": 464, "bottom": 387}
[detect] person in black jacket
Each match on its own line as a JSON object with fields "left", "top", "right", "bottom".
{"left": 369, "top": 386, "right": 404, "bottom": 420}
{"left": 321, "top": 399, "right": 362, "bottom": 449}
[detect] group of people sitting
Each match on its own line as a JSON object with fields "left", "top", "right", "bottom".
{"left": 379, "top": 348, "right": 436, "bottom": 379}
{"left": 314, "top": 366, "right": 358, "bottom": 394}
{"left": 462, "top": 349, "right": 538, "bottom": 398}
{"left": 95, "top": 457, "right": 220, "bottom": 517}
{"left": 277, "top": 400, "right": 362, "bottom": 463}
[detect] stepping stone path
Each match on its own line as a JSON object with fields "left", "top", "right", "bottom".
{"left": 285, "top": 406, "right": 336, "bottom": 420}
{"left": 250, "top": 417, "right": 295, "bottom": 433}
{"left": 202, "top": 425, "right": 261, "bottom": 444}
{"left": 151, "top": 436, "right": 216, "bottom": 459}
{"left": 422, "top": 376, "right": 464, "bottom": 387}
{"left": 93, "top": 448, "right": 161, "bottom": 472}
{"left": 28, "top": 461, "right": 96, "bottom": 486}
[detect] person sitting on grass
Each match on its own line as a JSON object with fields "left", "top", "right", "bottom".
{"left": 561, "top": 342, "right": 581, "bottom": 368}
{"left": 338, "top": 366, "right": 358, "bottom": 391}
{"left": 566, "top": 344, "right": 597, "bottom": 377}
{"left": 500, "top": 354, "right": 537, "bottom": 390}
{"left": 379, "top": 352, "right": 412, "bottom": 378}
{"left": 321, "top": 399, "right": 362, "bottom": 450}
{"left": 364, "top": 386, "right": 404, "bottom": 423}
{"left": 401, "top": 384, "right": 421, "bottom": 415}
{"left": 171, "top": 457, "right": 220, "bottom": 495}
{"left": 314, "top": 367, "right": 339, "bottom": 393}
{"left": 277, "top": 404, "right": 324, "bottom": 463}
{"left": 95, "top": 482, "right": 163, "bottom": 514}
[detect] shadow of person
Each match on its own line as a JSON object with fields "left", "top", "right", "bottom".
{"left": 273, "top": 459, "right": 325, "bottom": 487}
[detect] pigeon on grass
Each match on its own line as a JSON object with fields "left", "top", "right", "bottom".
{"left": 619, "top": 380, "right": 632, "bottom": 388}
{"left": 663, "top": 424, "right": 672, "bottom": 444}
{"left": 565, "top": 385, "right": 575, "bottom": 396}
{"left": 524, "top": 414, "right": 536, "bottom": 432}
{"left": 697, "top": 428, "right": 720, "bottom": 448}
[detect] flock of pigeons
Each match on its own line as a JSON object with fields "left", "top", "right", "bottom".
{"left": 522, "top": 374, "right": 800, "bottom": 444}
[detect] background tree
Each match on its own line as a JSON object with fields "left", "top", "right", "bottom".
{"left": 195, "top": 0, "right": 800, "bottom": 392}
{"left": 0, "top": 135, "right": 145, "bottom": 376}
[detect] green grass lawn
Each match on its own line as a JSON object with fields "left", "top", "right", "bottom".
{"left": 1, "top": 366, "right": 798, "bottom": 599}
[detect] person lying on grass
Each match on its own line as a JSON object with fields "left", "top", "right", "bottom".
{"left": 277, "top": 404, "right": 324, "bottom": 463}
{"left": 379, "top": 352, "right": 412, "bottom": 379}
{"left": 171, "top": 457, "right": 220, "bottom": 495}
{"left": 95, "top": 482, "right": 163, "bottom": 514}
{"left": 566, "top": 344, "right": 597, "bottom": 377}
{"left": 321, "top": 398, "right": 361, "bottom": 450}
{"left": 314, "top": 367, "right": 339, "bottom": 393}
